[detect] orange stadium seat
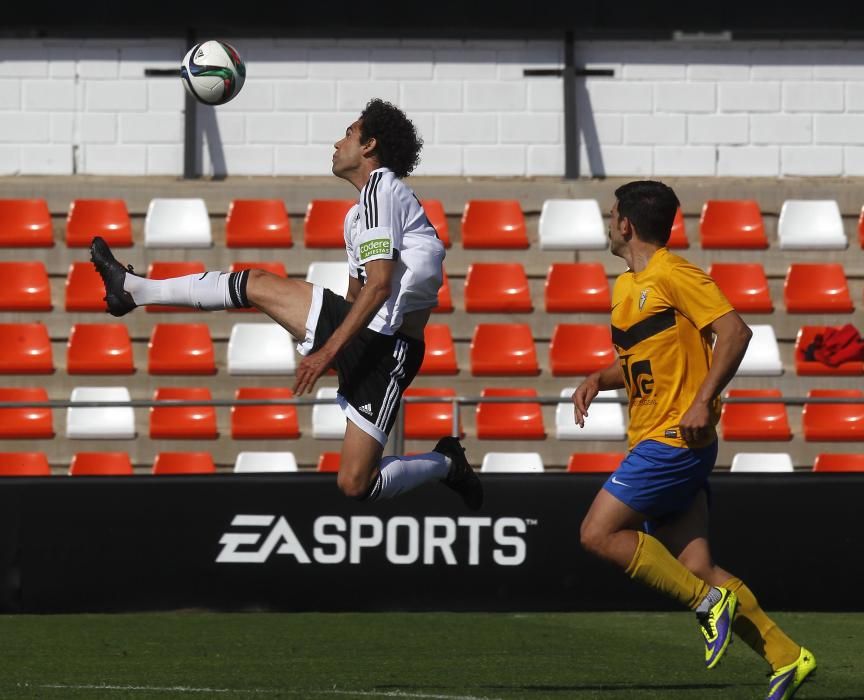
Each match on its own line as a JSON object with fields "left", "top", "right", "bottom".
{"left": 0, "top": 388, "right": 53, "bottom": 439}
{"left": 476, "top": 388, "right": 545, "bottom": 440}
{"left": 708, "top": 263, "right": 774, "bottom": 313}
{"left": 317, "top": 452, "right": 341, "bottom": 472}
{"left": 461, "top": 200, "right": 529, "bottom": 249}
{"left": 145, "top": 261, "right": 206, "bottom": 313}
{"left": 66, "top": 199, "right": 132, "bottom": 247}
{"left": 231, "top": 387, "right": 300, "bottom": 439}
{"left": 433, "top": 268, "right": 453, "bottom": 313}
{"left": 66, "top": 323, "right": 134, "bottom": 375}
{"left": 152, "top": 452, "right": 216, "bottom": 475}
{"left": 567, "top": 453, "right": 626, "bottom": 473}
{"left": 420, "top": 324, "right": 459, "bottom": 375}
{"left": 470, "top": 324, "right": 539, "bottom": 376}
{"left": 699, "top": 200, "right": 767, "bottom": 249}
{"left": 784, "top": 263, "right": 853, "bottom": 313}
{"left": 813, "top": 453, "right": 864, "bottom": 473}
{"left": 69, "top": 452, "right": 133, "bottom": 476}
{"left": 545, "top": 263, "right": 611, "bottom": 313}
{"left": 304, "top": 200, "right": 354, "bottom": 248}
{"left": 720, "top": 389, "right": 792, "bottom": 441}
{"left": 225, "top": 199, "right": 292, "bottom": 248}
{"left": 464, "top": 263, "right": 532, "bottom": 313}
{"left": 228, "top": 261, "right": 288, "bottom": 313}
{"left": 421, "top": 199, "right": 450, "bottom": 247}
{"left": 64, "top": 261, "right": 107, "bottom": 312}
{"left": 667, "top": 207, "right": 688, "bottom": 249}
{"left": 794, "top": 326, "right": 864, "bottom": 376}
{"left": 0, "top": 262, "right": 52, "bottom": 311}
{"left": 549, "top": 324, "right": 615, "bottom": 376}
{"left": 803, "top": 389, "right": 864, "bottom": 442}
{"left": 148, "top": 323, "right": 216, "bottom": 375}
{"left": 404, "top": 387, "right": 461, "bottom": 440}
{"left": 0, "top": 199, "right": 54, "bottom": 247}
{"left": 150, "top": 387, "right": 218, "bottom": 439}
{"left": 0, "top": 452, "right": 51, "bottom": 476}
{"left": 0, "top": 323, "right": 53, "bottom": 374}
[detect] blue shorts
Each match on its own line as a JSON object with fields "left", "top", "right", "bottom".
{"left": 603, "top": 439, "right": 718, "bottom": 527}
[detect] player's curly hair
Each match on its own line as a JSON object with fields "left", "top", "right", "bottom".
{"left": 359, "top": 99, "right": 423, "bottom": 178}
{"left": 614, "top": 180, "right": 680, "bottom": 246}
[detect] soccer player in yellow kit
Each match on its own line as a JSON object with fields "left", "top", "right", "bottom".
{"left": 573, "top": 181, "right": 815, "bottom": 700}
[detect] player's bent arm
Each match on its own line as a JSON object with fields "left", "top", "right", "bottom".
{"left": 695, "top": 310, "right": 752, "bottom": 405}
{"left": 345, "top": 275, "right": 363, "bottom": 303}
{"left": 572, "top": 359, "right": 625, "bottom": 428}
{"left": 593, "top": 359, "right": 626, "bottom": 391}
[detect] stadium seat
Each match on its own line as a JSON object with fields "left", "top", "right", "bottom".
{"left": 802, "top": 389, "right": 864, "bottom": 442}
{"left": 66, "top": 387, "right": 135, "bottom": 439}
{"left": 66, "top": 323, "right": 134, "bottom": 375}
{"left": 667, "top": 207, "right": 689, "bottom": 249}
{"left": 69, "top": 452, "right": 133, "bottom": 476}
{"left": 556, "top": 388, "right": 627, "bottom": 440}
{"left": 150, "top": 387, "right": 217, "bottom": 440}
{"left": 0, "top": 262, "right": 52, "bottom": 311}
{"left": 549, "top": 324, "right": 615, "bottom": 376}
{"left": 304, "top": 200, "right": 355, "bottom": 248}
{"left": 812, "top": 453, "right": 864, "bottom": 473}
{"left": 66, "top": 199, "right": 132, "bottom": 247}
{"left": 231, "top": 387, "right": 300, "bottom": 439}
{"left": 144, "top": 198, "right": 212, "bottom": 248}
{"left": 470, "top": 324, "right": 539, "bottom": 376}
{"left": 312, "top": 387, "right": 346, "bottom": 439}
{"left": 64, "top": 261, "right": 108, "bottom": 312}
{"left": 227, "top": 323, "right": 296, "bottom": 375}
{"left": 317, "top": 452, "right": 341, "bottom": 472}
{"left": 421, "top": 199, "right": 450, "bottom": 247}
{"left": 481, "top": 452, "right": 544, "bottom": 473}
{"left": 736, "top": 325, "right": 783, "bottom": 376}
{"left": 306, "top": 261, "right": 349, "bottom": 298}
{"left": 707, "top": 263, "right": 773, "bottom": 313}
{"left": 699, "top": 200, "right": 767, "bottom": 249}
{"left": 538, "top": 199, "right": 606, "bottom": 250}
{"left": 145, "top": 261, "right": 206, "bottom": 313}
{"left": 225, "top": 199, "right": 292, "bottom": 248}
{"left": 0, "top": 452, "right": 51, "bottom": 476}
{"left": 234, "top": 451, "right": 298, "bottom": 473}
{"left": 433, "top": 268, "right": 453, "bottom": 313}
{"left": 148, "top": 323, "right": 216, "bottom": 375}
{"left": 0, "top": 199, "right": 53, "bottom": 247}
{"left": 795, "top": 326, "right": 864, "bottom": 376}
{"left": 476, "top": 388, "right": 545, "bottom": 440}
{"left": 404, "top": 387, "right": 460, "bottom": 440}
{"left": 420, "top": 324, "right": 458, "bottom": 375}
{"left": 0, "top": 323, "right": 53, "bottom": 374}
{"left": 461, "top": 200, "right": 528, "bottom": 249}
{"left": 783, "top": 263, "right": 853, "bottom": 313}
{"left": 152, "top": 452, "right": 216, "bottom": 475}
{"left": 567, "top": 453, "right": 626, "bottom": 473}
{"left": 464, "top": 263, "right": 532, "bottom": 313}
{"left": 778, "top": 200, "right": 847, "bottom": 250}
{"left": 545, "top": 263, "right": 611, "bottom": 313}
{"left": 730, "top": 453, "right": 794, "bottom": 473}
{"left": 0, "top": 388, "right": 53, "bottom": 438}
{"left": 720, "top": 389, "right": 792, "bottom": 441}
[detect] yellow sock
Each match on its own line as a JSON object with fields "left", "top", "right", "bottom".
{"left": 625, "top": 531, "right": 711, "bottom": 609}
{"left": 722, "top": 577, "right": 800, "bottom": 671}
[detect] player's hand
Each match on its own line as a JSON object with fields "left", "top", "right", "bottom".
{"left": 678, "top": 400, "right": 712, "bottom": 444}
{"left": 293, "top": 348, "right": 335, "bottom": 396}
{"left": 572, "top": 375, "right": 600, "bottom": 428}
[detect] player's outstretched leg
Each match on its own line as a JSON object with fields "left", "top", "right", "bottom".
{"left": 766, "top": 646, "right": 816, "bottom": 700}
{"left": 90, "top": 236, "right": 139, "bottom": 317}
{"left": 695, "top": 586, "right": 738, "bottom": 669}
{"left": 434, "top": 436, "right": 483, "bottom": 510}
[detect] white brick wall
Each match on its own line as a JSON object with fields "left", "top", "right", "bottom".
{"left": 4, "top": 38, "right": 864, "bottom": 176}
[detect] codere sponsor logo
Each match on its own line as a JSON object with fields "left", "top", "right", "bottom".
{"left": 216, "top": 514, "right": 529, "bottom": 566}
{"left": 359, "top": 238, "right": 390, "bottom": 261}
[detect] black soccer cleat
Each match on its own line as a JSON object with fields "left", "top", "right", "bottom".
{"left": 435, "top": 436, "right": 483, "bottom": 510}
{"left": 89, "top": 236, "right": 139, "bottom": 317}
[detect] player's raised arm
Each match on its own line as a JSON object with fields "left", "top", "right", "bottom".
{"left": 572, "top": 359, "right": 625, "bottom": 427}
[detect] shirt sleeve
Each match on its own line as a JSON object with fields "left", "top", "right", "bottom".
{"left": 666, "top": 262, "right": 734, "bottom": 330}
{"left": 356, "top": 173, "right": 404, "bottom": 264}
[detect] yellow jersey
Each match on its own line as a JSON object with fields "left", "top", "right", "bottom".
{"left": 611, "top": 248, "right": 734, "bottom": 450}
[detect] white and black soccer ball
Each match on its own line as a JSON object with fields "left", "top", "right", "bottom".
{"left": 180, "top": 40, "right": 246, "bottom": 106}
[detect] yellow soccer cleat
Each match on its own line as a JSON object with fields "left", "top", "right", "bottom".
{"left": 766, "top": 646, "right": 816, "bottom": 700}
{"left": 696, "top": 587, "right": 738, "bottom": 669}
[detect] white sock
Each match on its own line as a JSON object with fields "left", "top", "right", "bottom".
{"left": 368, "top": 452, "right": 451, "bottom": 501}
{"left": 123, "top": 270, "right": 250, "bottom": 310}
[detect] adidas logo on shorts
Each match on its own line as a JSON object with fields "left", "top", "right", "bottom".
{"left": 358, "top": 403, "right": 373, "bottom": 416}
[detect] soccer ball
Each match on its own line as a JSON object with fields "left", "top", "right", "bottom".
{"left": 180, "top": 40, "right": 246, "bottom": 106}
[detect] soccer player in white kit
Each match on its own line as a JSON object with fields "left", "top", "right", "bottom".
{"left": 90, "top": 99, "right": 482, "bottom": 509}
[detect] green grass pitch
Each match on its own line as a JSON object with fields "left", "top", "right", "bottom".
{"left": 0, "top": 612, "right": 860, "bottom": 699}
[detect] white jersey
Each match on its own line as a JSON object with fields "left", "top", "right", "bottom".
{"left": 343, "top": 167, "right": 445, "bottom": 335}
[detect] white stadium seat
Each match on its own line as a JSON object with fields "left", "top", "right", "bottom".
{"left": 736, "top": 325, "right": 783, "bottom": 376}
{"left": 555, "top": 388, "right": 626, "bottom": 440}
{"left": 144, "top": 198, "right": 212, "bottom": 248}
{"left": 539, "top": 199, "right": 607, "bottom": 250}
{"left": 730, "top": 452, "right": 794, "bottom": 473}
{"left": 777, "top": 200, "right": 847, "bottom": 250}
{"left": 227, "top": 323, "right": 296, "bottom": 375}
{"left": 66, "top": 386, "right": 135, "bottom": 439}
{"left": 481, "top": 452, "right": 545, "bottom": 473}
{"left": 312, "top": 386, "right": 346, "bottom": 439}
{"left": 306, "top": 262, "right": 349, "bottom": 298}
{"left": 234, "top": 452, "right": 298, "bottom": 473}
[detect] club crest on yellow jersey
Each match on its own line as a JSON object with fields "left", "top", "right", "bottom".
{"left": 639, "top": 289, "right": 650, "bottom": 311}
